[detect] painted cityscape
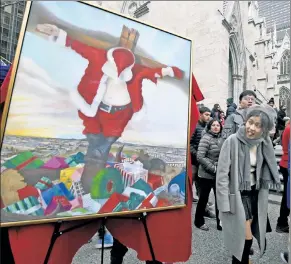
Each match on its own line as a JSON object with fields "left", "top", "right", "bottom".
{"left": 1, "top": 136, "right": 187, "bottom": 224}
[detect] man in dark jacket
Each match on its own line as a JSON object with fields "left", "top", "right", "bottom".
{"left": 226, "top": 98, "right": 237, "bottom": 119}
{"left": 220, "top": 90, "right": 257, "bottom": 147}
{"left": 190, "top": 107, "right": 212, "bottom": 204}
{"left": 274, "top": 105, "right": 287, "bottom": 145}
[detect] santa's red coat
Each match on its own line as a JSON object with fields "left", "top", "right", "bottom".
{"left": 0, "top": 70, "right": 204, "bottom": 263}
{"left": 64, "top": 36, "right": 180, "bottom": 135}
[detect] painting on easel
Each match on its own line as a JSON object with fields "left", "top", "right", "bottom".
{"left": 0, "top": 1, "right": 192, "bottom": 227}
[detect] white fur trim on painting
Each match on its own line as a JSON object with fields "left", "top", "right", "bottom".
{"left": 69, "top": 76, "right": 107, "bottom": 117}
{"left": 103, "top": 47, "right": 135, "bottom": 82}
{"left": 55, "top": 29, "right": 67, "bottom": 46}
{"left": 162, "top": 67, "right": 174, "bottom": 77}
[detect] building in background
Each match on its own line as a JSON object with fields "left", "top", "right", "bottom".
{"left": 102, "top": 1, "right": 289, "bottom": 111}
{"left": 0, "top": 1, "right": 289, "bottom": 114}
{"left": 0, "top": 0, "right": 26, "bottom": 62}
{"left": 258, "top": 1, "right": 290, "bottom": 114}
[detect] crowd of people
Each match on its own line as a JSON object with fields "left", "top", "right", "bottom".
{"left": 91, "top": 90, "right": 290, "bottom": 264}
{"left": 190, "top": 90, "right": 290, "bottom": 264}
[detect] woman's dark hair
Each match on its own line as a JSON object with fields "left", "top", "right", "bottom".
{"left": 245, "top": 109, "right": 271, "bottom": 138}
{"left": 213, "top": 103, "right": 220, "bottom": 110}
{"left": 207, "top": 118, "right": 222, "bottom": 133}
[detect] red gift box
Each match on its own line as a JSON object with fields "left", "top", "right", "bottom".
{"left": 44, "top": 196, "right": 72, "bottom": 215}
{"left": 147, "top": 173, "right": 164, "bottom": 190}
{"left": 99, "top": 193, "right": 129, "bottom": 214}
{"left": 137, "top": 192, "right": 158, "bottom": 210}
{"left": 156, "top": 198, "right": 172, "bottom": 208}
{"left": 17, "top": 186, "right": 40, "bottom": 200}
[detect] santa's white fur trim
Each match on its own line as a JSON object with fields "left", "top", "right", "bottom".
{"left": 54, "top": 29, "right": 67, "bottom": 46}
{"left": 102, "top": 47, "right": 135, "bottom": 82}
{"left": 162, "top": 67, "right": 174, "bottom": 77}
{"left": 69, "top": 76, "right": 107, "bottom": 117}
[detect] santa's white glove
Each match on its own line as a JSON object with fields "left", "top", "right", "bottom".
{"left": 161, "top": 67, "right": 175, "bottom": 77}
{"left": 70, "top": 90, "right": 100, "bottom": 117}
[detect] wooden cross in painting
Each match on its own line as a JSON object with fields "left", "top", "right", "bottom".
{"left": 30, "top": 3, "right": 183, "bottom": 75}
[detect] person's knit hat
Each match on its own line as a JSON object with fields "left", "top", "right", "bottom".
{"left": 227, "top": 98, "right": 233, "bottom": 105}
{"left": 246, "top": 104, "right": 277, "bottom": 131}
{"left": 268, "top": 97, "right": 275, "bottom": 104}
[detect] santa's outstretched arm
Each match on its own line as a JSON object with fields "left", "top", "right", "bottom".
{"left": 137, "top": 66, "right": 183, "bottom": 85}
{"left": 36, "top": 24, "right": 102, "bottom": 60}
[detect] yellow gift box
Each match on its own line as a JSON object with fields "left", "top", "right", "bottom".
{"left": 60, "top": 167, "right": 78, "bottom": 190}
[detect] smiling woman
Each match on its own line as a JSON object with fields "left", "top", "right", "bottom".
{"left": 216, "top": 104, "right": 281, "bottom": 263}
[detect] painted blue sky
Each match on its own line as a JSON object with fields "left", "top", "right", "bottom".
{"left": 31, "top": 1, "right": 191, "bottom": 78}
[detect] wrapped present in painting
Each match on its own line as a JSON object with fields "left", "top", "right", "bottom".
{"left": 42, "top": 156, "right": 69, "bottom": 169}
{"left": 114, "top": 161, "right": 148, "bottom": 188}
{"left": 70, "top": 168, "right": 83, "bottom": 182}
{"left": 70, "top": 181, "right": 85, "bottom": 197}
{"left": 17, "top": 185, "right": 39, "bottom": 200}
{"left": 99, "top": 193, "right": 129, "bottom": 214}
{"left": 3, "top": 196, "right": 44, "bottom": 216}
{"left": 90, "top": 168, "right": 124, "bottom": 199}
{"left": 3, "top": 151, "right": 44, "bottom": 170}
{"left": 41, "top": 182, "right": 75, "bottom": 206}
{"left": 82, "top": 193, "right": 101, "bottom": 213}
{"left": 136, "top": 192, "right": 158, "bottom": 210}
{"left": 168, "top": 170, "right": 186, "bottom": 198}
{"left": 147, "top": 173, "right": 164, "bottom": 191}
{"left": 56, "top": 207, "right": 92, "bottom": 217}
{"left": 1, "top": 169, "right": 27, "bottom": 207}
{"left": 65, "top": 152, "right": 85, "bottom": 167}
{"left": 44, "top": 195, "right": 72, "bottom": 215}
{"left": 60, "top": 167, "right": 79, "bottom": 189}
{"left": 131, "top": 179, "right": 153, "bottom": 195}
{"left": 34, "top": 176, "right": 53, "bottom": 191}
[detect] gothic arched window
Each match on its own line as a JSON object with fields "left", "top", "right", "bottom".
{"left": 279, "top": 86, "right": 290, "bottom": 116}
{"left": 280, "top": 50, "right": 290, "bottom": 75}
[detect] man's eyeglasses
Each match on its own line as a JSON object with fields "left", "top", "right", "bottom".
{"left": 242, "top": 96, "right": 255, "bottom": 102}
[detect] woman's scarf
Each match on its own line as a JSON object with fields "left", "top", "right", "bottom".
{"left": 236, "top": 126, "right": 281, "bottom": 191}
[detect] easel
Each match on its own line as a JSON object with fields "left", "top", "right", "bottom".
{"left": 43, "top": 212, "right": 157, "bottom": 264}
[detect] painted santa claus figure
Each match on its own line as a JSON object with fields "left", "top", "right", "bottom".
{"left": 36, "top": 24, "right": 183, "bottom": 193}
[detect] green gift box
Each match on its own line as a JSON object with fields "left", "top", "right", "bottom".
{"left": 4, "top": 151, "right": 44, "bottom": 170}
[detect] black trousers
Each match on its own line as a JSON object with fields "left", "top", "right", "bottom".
{"left": 110, "top": 238, "right": 162, "bottom": 264}
{"left": 1, "top": 227, "right": 15, "bottom": 264}
{"left": 277, "top": 166, "right": 290, "bottom": 227}
{"left": 194, "top": 177, "right": 220, "bottom": 227}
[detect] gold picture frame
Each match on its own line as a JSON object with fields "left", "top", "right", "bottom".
{"left": 0, "top": 1, "right": 193, "bottom": 227}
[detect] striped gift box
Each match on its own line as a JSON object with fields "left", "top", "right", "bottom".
{"left": 114, "top": 163, "right": 134, "bottom": 188}
{"left": 114, "top": 162, "right": 148, "bottom": 188}
{"left": 35, "top": 176, "right": 53, "bottom": 191}
{"left": 3, "top": 196, "right": 44, "bottom": 216}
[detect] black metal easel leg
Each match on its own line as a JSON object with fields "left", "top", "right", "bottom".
{"left": 139, "top": 212, "right": 157, "bottom": 263}
{"left": 43, "top": 221, "right": 62, "bottom": 264}
{"left": 100, "top": 217, "right": 107, "bottom": 264}
{"left": 43, "top": 220, "right": 94, "bottom": 264}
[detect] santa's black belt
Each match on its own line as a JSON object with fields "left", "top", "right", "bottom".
{"left": 99, "top": 102, "right": 131, "bottom": 114}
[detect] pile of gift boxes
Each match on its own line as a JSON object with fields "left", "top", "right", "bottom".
{"left": 1, "top": 150, "right": 183, "bottom": 218}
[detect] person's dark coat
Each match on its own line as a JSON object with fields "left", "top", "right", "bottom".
{"left": 226, "top": 103, "right": 237, "bottom": 118}
{"left": 276, "top": 109, "right": 286, "bottom": 130}
{"left": 190, "top": 120, "right": 207, "bottom": 165}
{"left": 197, "top": 128, "right": 221, "bottom": 180}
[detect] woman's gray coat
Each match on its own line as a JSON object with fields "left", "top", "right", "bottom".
{"left": 216, "top": 134, "right": 279, "bottom": 261}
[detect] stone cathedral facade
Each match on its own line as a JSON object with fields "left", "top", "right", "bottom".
{"left": 96, "top": 1, "right": 290, "bottom": 111}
